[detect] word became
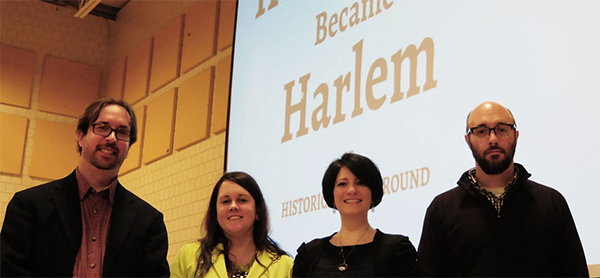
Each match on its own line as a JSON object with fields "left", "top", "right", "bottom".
{"left": 315, "top": 0, "right": 394, "bottom": 45}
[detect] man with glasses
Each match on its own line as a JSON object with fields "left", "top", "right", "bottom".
{"left": 1, "top": 99, "right": 169, "bottom": 277}
{"left": 418, "top": 101, "right": 588, "bottom": 277}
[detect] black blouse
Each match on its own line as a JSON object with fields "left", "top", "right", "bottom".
{"left": 293, "top": 229, "right": 419, "bottom": 277}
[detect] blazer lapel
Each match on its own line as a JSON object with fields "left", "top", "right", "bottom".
{"left": 102, "top": 184, "right": 137, "bottom": 274}
{"left": 51, "top": 171, "right": 83, "bottom": 255}
{"left": 209, "top": 245, "right": 227, "bottom": 278}
{"left": 247, "top": 251, "right": 275, "bottom": 278}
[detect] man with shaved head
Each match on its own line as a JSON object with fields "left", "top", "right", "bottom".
{"left": 418, "top": 101, "right": 589, "bottom": 276}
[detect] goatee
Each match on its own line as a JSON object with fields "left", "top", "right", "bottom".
{"left": 91, "top": 143, "right": 122, "bottom": 170}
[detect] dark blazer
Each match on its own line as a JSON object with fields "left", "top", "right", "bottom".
{"left": 1, "top": 170, "right": 170, "bottom": 277}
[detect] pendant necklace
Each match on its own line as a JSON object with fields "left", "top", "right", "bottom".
{"left": 338, "top": 226, "right": 370, "bottom": 272}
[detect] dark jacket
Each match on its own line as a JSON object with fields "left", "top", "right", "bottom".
{"left": 1, "top": 170, "right": 170, "bottom": 277}
{"left": 418, "top": 163, "right": 589, "bottom": 277}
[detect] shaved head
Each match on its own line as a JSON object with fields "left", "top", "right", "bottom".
{"left": 466, "top": 101, "right": 516, "bottom": 133}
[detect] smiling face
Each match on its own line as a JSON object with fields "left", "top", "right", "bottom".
{"left": 77, "top": 104, "right": 131, "bottom": 171}
{"left": 333, "top": 166, "right": 372, "bottom": 216}
{"left": 216, "top": 180, "right": 257, "bottom": 239}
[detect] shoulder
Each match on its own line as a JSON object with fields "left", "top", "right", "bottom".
{"left": 375, "top": 230, "right": 416, "bottom": 250}
{"left": 177, "top": 242, "right": 201, "bottom": 256}
{"left": 372, "top": 230, "right": 418, "bottom": 274}
{"left": 517, "top": 179, "right": 571, "bottom": 209}
{"left": 170, "top": 242, "right": 201, "bottom": 277}
{"left": 296, "top": 234, "right": 332, "bottom": 253}
{"left": 522, "top": 179, "right": 562, "bottom": 195}
{"left": 271, "top": 253, "right": 293, "bottom": 266}
{"left": 514, "top": 163, "right": 564, "bottom": 197}
{"left": 12, "top": 182, "right": 55, "bottom": 200}
{"left": 9, "top": 173, "right": 75, "bottom": 203}
{"left": 274, "top": 254, "right": 294, "bottom": 272}
{"left": 257, "top": 252, "right": 293, "bottom": 277}
{"left": 115, "top": 183, "right": 163, "bottom": 216}
{"left": 376, "top": 230, "right": 409, "bottom": 242}
{"left": 428, "top": 186, "right": 466, "bottom": 208}
{"left": 173, "top": 242, "right": 201, "bottom": 262}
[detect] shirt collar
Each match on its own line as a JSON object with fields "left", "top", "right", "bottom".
{"left": 75, "top": 168, "right": 117, "bottom": 204}
{"left": 468, "top": 165, "right": 519, "bottom": 195}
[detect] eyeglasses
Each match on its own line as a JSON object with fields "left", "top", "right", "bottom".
{"left": 467, "top": 123, "right": 516, "bottom": 138}
{"left": 90, "top": 123, "right": 131, "bottom": 142}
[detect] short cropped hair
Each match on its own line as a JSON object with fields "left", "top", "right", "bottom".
{"left": 322, "top": 153, "right": 384, "bottom": 209}
{"left": 76, "top": 98, "right": 137, "bottom": 153}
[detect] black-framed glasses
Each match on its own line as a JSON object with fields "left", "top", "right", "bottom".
{"left": 90, "top": 123, "right": 131, "bottom": 142}
{"left": 467, "top": 123, "right": 516, "bottom": 138}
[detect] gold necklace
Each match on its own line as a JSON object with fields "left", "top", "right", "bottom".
{"left": 338, "top": 226, "right": 370, "bottom": 272}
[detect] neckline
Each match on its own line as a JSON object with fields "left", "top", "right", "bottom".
{"left": 329, "top": 229, "right": 379, "bottom": 247}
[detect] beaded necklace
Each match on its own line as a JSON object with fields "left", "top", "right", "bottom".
{"left": 227, "top": 255, "right": 256, "bottom": 278}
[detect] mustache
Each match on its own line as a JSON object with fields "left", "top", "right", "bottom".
{"left": 97, "top": 143, "right": 119, "bottom": 154}
{"left": 484, "top": 146, "right": 505, "bottom": 155}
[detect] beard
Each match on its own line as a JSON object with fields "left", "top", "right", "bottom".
{"left": 88, "top": 143, "right": 124, "bottom": 170}
{"left": 470, "top": 141, "right": 516, "bottom": 175}
{"left": 91, "top": 155, "right": 121, "bottom": 170}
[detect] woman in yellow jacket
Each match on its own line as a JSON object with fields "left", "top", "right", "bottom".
{"left": 170, "top": 172, "right": 293, "bottom": 278}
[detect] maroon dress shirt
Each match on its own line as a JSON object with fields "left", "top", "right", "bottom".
{"left": 72, "top": 169, "right": 117, "bottom": 277}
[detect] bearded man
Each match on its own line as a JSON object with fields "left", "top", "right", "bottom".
{"left": 1, "top": 99, "right": 169, "bottom": 277}
{"left": 417, "top": 101, "right": 588, "bottom": 277}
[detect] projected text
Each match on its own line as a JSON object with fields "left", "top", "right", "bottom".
{"left": 281, "top": 37, "right": 438, "bottom": 143}
{"left": 281, "top": 166, "right": 430, "bottom": 218}
{"left": 315, "top": 0, "right": 394, "bottom": 45}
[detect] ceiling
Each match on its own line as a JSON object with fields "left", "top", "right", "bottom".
{"left": 40, "top": 0, "right": 131, "bottom": 21}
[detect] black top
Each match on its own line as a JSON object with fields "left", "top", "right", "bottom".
{"left": 293, "top": 229, "right": 419, "bottom": 277}
{"left": 312, "top": 239, "right": 376, "bottom": 277}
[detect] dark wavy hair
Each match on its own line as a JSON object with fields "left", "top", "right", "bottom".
{"left": 322, "top": 153, "right": 384, "bottom": 209}
{"left": 195, "top": 172, "right": 287, "bottom": 277}
{"left": 76, "top": 98, "right": 137, "bottom": 153}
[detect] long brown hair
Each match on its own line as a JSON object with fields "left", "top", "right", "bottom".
{"left": 195, "top": 172, "right": 287, "bottom": 277}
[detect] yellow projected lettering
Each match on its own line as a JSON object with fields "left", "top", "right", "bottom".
{"left": 281, "top": 193, "right": 329, "bottom": 219}
{"left": 315, "top": 0, "right": 394, "bottom": 46}
{"left": 255, "top": 0, "right": 279, "bottom": 19}
{"left": 382, "top": 167, "right": 430, "bottom": 194}
{"left": 281, "top": 166, "right": 430, "bottom": 218}
{"left": 281, "top": 37, "right": 437, "bottom": 144}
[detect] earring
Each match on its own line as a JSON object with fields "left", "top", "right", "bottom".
{"left": 332, "top": 209, "right": 336, "bottom": 214}
{"left": 370, "top": 202, "right": 375, "bottom": 213}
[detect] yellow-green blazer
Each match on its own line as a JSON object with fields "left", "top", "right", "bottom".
{"left": 170, "top": 242, "right": 293, "bottom": 278}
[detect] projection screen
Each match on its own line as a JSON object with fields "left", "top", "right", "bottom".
{"left": 226, "top": 0, "right": 600, "bottom": 265}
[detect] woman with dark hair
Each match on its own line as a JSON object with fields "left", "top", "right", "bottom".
{"left": 292, "top": 153, "right": 419, "bottom": 277}
{"left": 170, "top": 172, "right": 293, "bottom": 278}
